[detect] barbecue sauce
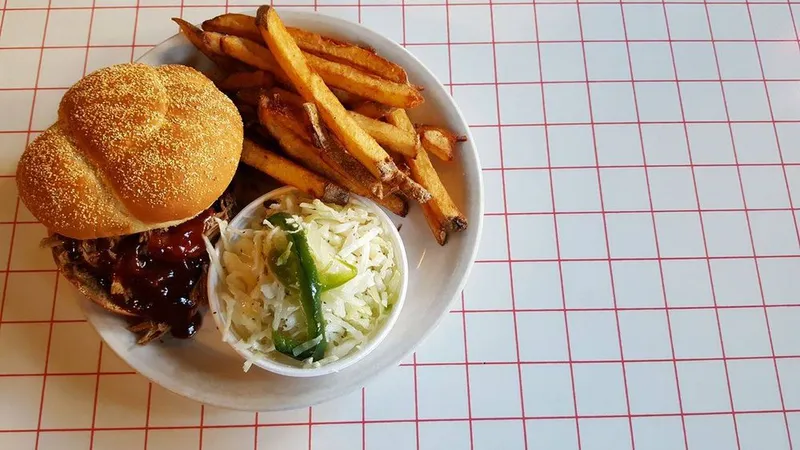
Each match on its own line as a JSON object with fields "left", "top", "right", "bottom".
{"left": 62, "top": 209, "right": 214, "bottom": 339}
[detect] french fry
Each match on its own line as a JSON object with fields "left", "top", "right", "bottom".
{"left": 241, "top": 137, "right": 349, "bottom": 205}
{"left": 255, "top": 6, "right": 401, "bottom": 183}
{"left": 204, "top": 31, "right": 294, "bottom": 86}
{"left": 299, "top": 102, "right": 387, "bottom": 199}
{"left": 330, "top": 87, "right": 362, "bottom": 107}
{"left": 287, "top": 26, "right": 408, "bottom": 84}
{"left": 258, "top": 90, "right": 311, "bottom": 141}
{"left": 217, "top": 70, "right": 274, "bottom": 91}
{"left": 305, "top": 52, "right": 422, "bottom": 108}
{"left": 257, "top": 109, "right": 408, "bottom": 216}
{"left": 202, "top": 13, "right": 409, "bottom": 84}
{"left": 421, "top": 203, "right": 448, "bottom": 246}
{"left": 417, "top": 125, "right": 466, "bottom": 162}
{"left": 205, "top": 31, "right": 422, "bottom": 109}
{"left": 269, "top": 88, "right": 413, "bottom": 156}
{"left": 172, "top": 18, "right": 243, "bottom": 74}
{"left": 387, "top": 109, "right": 467, "bottom": 239}
{"left": 202, "top": 13, "right": 263, "bottom": 42}
{"left": 351, "top": 101, "right": 394, "bottom": 120}
{"left": 349, "top": 111, "right": 418, "bottom": 157}
{"left": 254, "top": 122, "right": 331, "bottom": 177}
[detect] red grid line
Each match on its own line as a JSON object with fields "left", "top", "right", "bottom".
{"left": 441, "top": 0, "right": 476, "bottom": 446}
{"left": 13, "top": 3, "right": 55, "bottom": 449}
{"left": 144, "top": 383, "right": 153, "bottom": 450}
{"left": 4, "top": 37, "right": 800, "bottom": 52}
{"left": 737, "top": 0, "right": 795, "bottom": 444}
{"left": 7, "top": 77, "right": 800, "bottom": 89}
{"left": 530, "top": 0, "right": 583, "bottom": 446}
{"left": 395, "top": 354, "right": 800, "bottom": 366}
{"left": 0, "top": 371, "right": 138, "bottom": 378}
{"left": 450, "top": 304, "right": 800, "bottom": 313}
{"left": 575, "top": 3, "right": 636, "bottom": 447}
{"left": 8, "top": 118, "right": 800, "bottom": 135}
{"left": 3, "top": 1, "right": 800, "bottom": 10}
{"left": 459, "top": 292, "right": 476, "bottom": 450}
{"left": 660, "top": 2, "right": 743, "bottom": 448}
{"left": 486, "top": 0, "right": 529, "bottom": 445}
{"left": 5, "top": 407, "right": 798, "bottom": 433}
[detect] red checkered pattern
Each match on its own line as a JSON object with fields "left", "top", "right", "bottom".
{"left": 2, "top": 0, "right": 800, "bottom": 449}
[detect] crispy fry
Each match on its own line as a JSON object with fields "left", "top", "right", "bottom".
{"left": 305, "top": 52, "right": 422, "bottom": 108}
{"left": 258, "top": 91, "right": 311, "bottom": 140}
{"left": 254, "top": 122, "right": 331, "bottom": 177}
{"left": 330, "top": 87, "right": 362, "bottom": 107}
{"left": 387, "top": 109, "right": 467, "bottom": 237}
{"left": 241, "top": 137, "right": 349, "bottom": 205}
{"left": 256, "top": 6, "right": 401, "bottom": 183}
{"left": 257, "top": 111, "right": 408, "bottom": 216}
{"left": 204, "top": 32, "right": 294, "bottom": 86}
{"left": 270, "top": 88, "right": 414, "bottom": 156}
{"left": 349, "top": 111, "right": 418, "bottom": 157}
{"left": 203, "top": 13, "right": 409, "bottom": 83}
{"left": 301, "top": 102, "right": 386, "bottom": 199}
{"left": 351, "top": 101, "right": 394, "bottom": 120}
{"left": 417, "top": 125, "right": 466, "bottom": 162}
{"left": 421, "top": 203, "right": 448, "bottom": 246}
{"left": 268, "top": 87, "right": 305, "bottom": 109}
{"left": 206, "top": 31, "right": 422, "bottom": 109}
{"left": 202, "top": 13, "right": 262, "bottom": 42}
{"left": 217, "top": 70, "right": 274, "bottom": 91}
{"left": 172, "top": 18, "right": 242, "bottom": 74}
{"left": 288, "top": 26, "right": 408, "bottom": 84}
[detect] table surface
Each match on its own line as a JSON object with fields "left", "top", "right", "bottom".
{"left": 2, "top": 1, "right": 800, "bottom": 449}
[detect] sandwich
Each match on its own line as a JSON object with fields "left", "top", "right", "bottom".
{"left": 15, "top": 63, "right": 244, "bottom": 344}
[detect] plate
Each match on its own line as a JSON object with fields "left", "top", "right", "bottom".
{"left": 79, "top": 8, "right": 484, "bottom": 411}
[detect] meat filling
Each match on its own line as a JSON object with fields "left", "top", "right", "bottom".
{"left": 59, "top": 208, "right": 218, "bottom": 340}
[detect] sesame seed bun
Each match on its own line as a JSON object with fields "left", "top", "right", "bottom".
{"left": 16, "top": 63, "right": 244, "bottom": 240}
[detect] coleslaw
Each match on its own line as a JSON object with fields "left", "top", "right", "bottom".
{"left": 205, "top": 190, "right": 402, "bottom": 370}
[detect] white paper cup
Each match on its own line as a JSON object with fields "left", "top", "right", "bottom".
{"left": 207, "top": 186, "right": 409, "bottom": 377}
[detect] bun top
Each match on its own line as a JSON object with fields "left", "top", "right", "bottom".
{"left": 16, "top": 63, "right": 243, "bottom": 240}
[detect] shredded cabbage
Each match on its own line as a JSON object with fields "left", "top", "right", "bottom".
{"left": 208, "top": 191, "right": 401, "bottom": 370}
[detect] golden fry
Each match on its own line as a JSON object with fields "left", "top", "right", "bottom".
{"left": 207, "top": 31, "right": 422, "bottom": 109}
{"left": 270, "top": 88, "right": 413, "bottom": 156}
{"left": 351, "top": 101, "right": 394, "bottom": 120}
{"left": 255, "top": 121, "right": 331, "bottom": 177}
{"left": 349, "top": 111, "right": 418, "bottom": 157}
{"left": 288, "top": 27, "right": 408, "bottom": 84}
{"left": 301, "top": 102, "right": 386, "bottom": 199}
{"left": 421, "top": 202, "right": 448, "bottom": 246}
{"left": 257, "top": 112, "right": 408, "bottom": 216}
{"left": 417, "top": 125, "right": 466, "bottom": 162}
{"left": 203, "top": 13, "right": 409, "bottom": 83}
{"left": 204, "top": 32, "right": 294, "bottom": 86}
{"left": 172, "top": 18, "right": 242, "bottom": 74}
{"left": 217, "top": 70, "right": 274, "bottom": 91}
{"left": 258, "top": 91, "right": 311, "bottom": 140}
{"left": 241, "top": 137, "right": 349, "bottom": 205}
{"left": 202, "top": 13, "right": 262, "bottom": 42}
{"left": 256, "top": 6, "right": 400, "bottom": 182}
{"left": 305, "top": 52, "right": 422, "bottom": 108}
{"left": 387, "top": 109, "right": 467, "bottom": 237}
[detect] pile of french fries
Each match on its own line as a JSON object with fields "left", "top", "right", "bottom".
{"left": 172, "top": 6, "right": 467, "bottom": 245}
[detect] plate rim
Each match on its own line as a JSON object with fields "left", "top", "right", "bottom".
{"left": 82, "top": 8, "right": 485, "bottom": 411}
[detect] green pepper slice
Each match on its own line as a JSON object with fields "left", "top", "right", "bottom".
{"left": 267, "top": 212, "right": 327, "bottom": 361}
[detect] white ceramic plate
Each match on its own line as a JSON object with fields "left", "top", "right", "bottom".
{"left": 80, "top": 8, "right": 484, "bottom": 411}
